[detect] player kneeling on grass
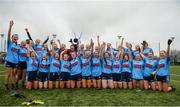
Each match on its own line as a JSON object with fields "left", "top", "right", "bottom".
{"left": 156, "top": 39, "right": 174, "bottom": 92}
{"left": 101, "top": 46, "right": 114, "bottom": 89}
{"left": 26, "top": 45, "right": 39, "bottom": 90}
{"left": 4, "top": 20, "right": 19, "bottom": 90}
{"left": 131, "top": 54, "right": 144, "bottom": 89}
{"left": 121, "top": 54, "right": 133, "bottom": 89}
{"left": 80, "top": 51, "right": 92, "bottom": 88}
{"left": 112, "top": 53, "right": 123, "bottom": 89}
{"left": 38, "top": 54, "right": 50, "bottom": 89}
{"left": 49, "top": 45, "right": 60, "bottom": 89}
{"left": 92, "top": 51, "right": 102, "bottom": 89}
{"left": 70, "top": 52, "right": 82, "bottom": 88}
{"left": 142, "top": 52, "right": 157, "bottom": 90}
{"left": 59, "top": 50, "right": 71, "bottom": 89}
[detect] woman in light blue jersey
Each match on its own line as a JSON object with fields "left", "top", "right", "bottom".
{"left": 70, "top": 51, "right": 82, "bottom": 88}
{"left": 101, "top": 45, "right": 114, "bottom": 89}
{"left": 17, "top": 41, "right": 28, "bottom": 88}
{"left": 131, "top": 53, "right": 144, "bottom": 89}
{"left": 156, "top": 39, "right": 173, "bottom": 92}
{"left": 80, "top": 47, "right": 93, "bottom": 88}
{"left": 26, "top": 44, "right": 39, "bottom": 90}
{"left": 142, "top": 52, "right": 157, "bottom": 90}
{"left": 121, "top": 44, "right": 133, "bottom": 89}
{"left": 59, "top": 50, "right": 71, "bottom": 89}
{"left": 38, "top": 53, "right": 50, "bottom": 89}
{"left": 4, "top": 20, "right": 19, "bottom": 91}
{"left": 48, "top": 43, "right": 61, "bottom": 89}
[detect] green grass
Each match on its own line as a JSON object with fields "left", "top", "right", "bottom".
{"left": 0, "top": 64, "right": 180, "bottom": 106}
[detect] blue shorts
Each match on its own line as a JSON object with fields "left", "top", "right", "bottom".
{"left": 38, "top": 72, "right": 49, "bottom": 82}
{"left": 27, "top": 71, "right": 38, "bottom": 82}
{"left": 60, "top": 72, "right": 70, "bottom": 81}
{"left": 92, "top": 76, "right": 101, "bottom": 80}
{"left": 112, "top": 73, "right": 121, "bottom": 81}
{"left": 6, "top": 61, "right": 18, "bottom": 68}
{"left": 144, "top": 75, "right": 155, "bottom": 82}
{"left": 156, "top": 75, "right": 168, "bottom": 83}
{"left": 18, "top": 61, "right": 27, "bottom": 70}
{"left": 101, "top": 73, "right": 113, "bottom": 80}
{"left": 82, "top": 76, "right": 92, "bottom": 80}
{"left": 49, "top": 72, "right": 59, "bottom": 81}
{"left": 121, "top": 72, "right": 132, "bottom": 82}
{"left": 70, "top": 73, "right": 82, "bottom": 81}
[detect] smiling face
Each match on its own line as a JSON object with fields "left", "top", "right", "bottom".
{"left": 104, "top": 52, "right": 109, "bottom": 59}
{"left": 44, "top": 44, "right": 48, "bottom": 49}
{"left": 84, "top": 51, "right": 89, "bottom": 58}
{"left": 71, "top": 52, "right": 77, "bottom": 59}
{"left": 21, "top": 41, "right": 26, "bottom": 48}
{"left": 63, "top": 53, "right": 69, "bottom": 61}
{"left": 70, "top": 45, "right": 75, "bottom": 51}
{"left": 54, "top": 43, "right": 58, "bottom": 49}
{"left": 12, "top": 34, "right": 18, "bottom": 43}
{"left": 95, "top": 46, "right": 99, "bottom": 52}
{"left": 160, "top": 50, "right": 166, "bottom": 58}
{"left": 35, "top": 39, "right": 40, "bottom": 44}
{"left": 124, "top": 55, "right": 129, "bottom": 61}
{"left": 135, "top": 54, "right": 141, "bottom": 61}
{"left": 94, "top": 52, "right": 99, "bottom": 58}
{"left": 135, "top": 45, "right": 140, "bottom": 51}
{"left": 148, "top": 52, "right": 154, "bottom": 59}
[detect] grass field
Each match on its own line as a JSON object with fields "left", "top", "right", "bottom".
{"left": 0, "top": 64, "right": 180, "bottom": 106}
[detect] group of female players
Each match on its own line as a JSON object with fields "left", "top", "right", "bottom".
{"left": 3, "top": 20, "right": 174, "bottom": 92}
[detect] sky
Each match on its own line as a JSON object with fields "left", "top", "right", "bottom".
{"left": 0, "top": 0, "right": 179, "bottom": 55}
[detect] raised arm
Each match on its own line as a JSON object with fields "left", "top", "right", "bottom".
{"left": 60, "top": 50, "right": 66, "bottom": 60}
{"left": 127, "top": 43, "right": 133, "bottom": 60}
{"left": 57, "top": 39, "right": 61, "bottom": 48}
{"left": 121, "top": 38, "right": 124, "bottom": 47}
{"left": 8, "top": 20, "right": 14, "bottom": 40}
{"left": 51, "top": 43, "right": 55, "bottom": 58}
{"left": 91, "top": 39, "right": 94, "bottom": 54}
{"left": 25, "top": 28, "right": 34, "bottom": 42}
{"left": 167, "top": 39, "right": 172, "bottom": 57}
{"left": 100, "top": 42, "right": 106, "bottom": 58}
{"left": 42, "top": 36, "right": 49, "bottom": 45}
{"left": 97, "top": 35, "right": 100, "bottom": 49}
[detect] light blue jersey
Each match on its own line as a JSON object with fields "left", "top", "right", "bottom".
{"left": 102, "top": 58, "right": 112, "bottom": 74}
{"left": 70, "top": 57, "right": 81, "bottom": 76}
{"left": 18, "top": 47, "right": 28, "bottom": 62}
{"left": 38, "top": 58, "right": 50, "bottom": 72}
{"left": 81, "top": 57, "right": 91, "bottom": 77}
{"left": 5, "top": 40, "right": 19, "bottom": 64}
{"left": 91, "top": 57, "right": 102, "bottom": 77}
{"left": 60, "top": 60, "right": 70, "bottom": 73}
{"left": 112, "top": 59, "right": 122, "bottom": 74}
{"left": 26, "top": 57, "right": 38, "bottom": 72}
{"left": 156, "top": 57, "right": 170, "bottom": 76}
{"left": 132, "top": 60, "right": 144, "bottom": 80}
{"left": 122, "top": 60, "right": 132, "bottom": 73}
{"left": 144, "top": 58, "right": 157, "bottom": 77}
{"left": 50, "top": 58, "right": 60, "bottom": 72}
